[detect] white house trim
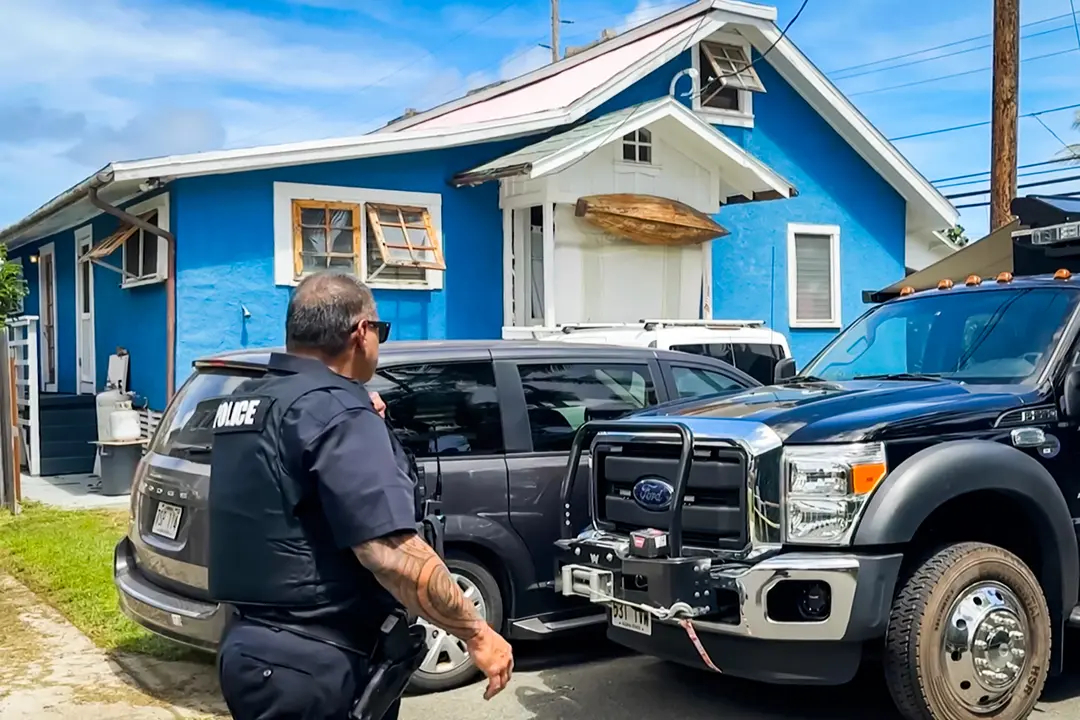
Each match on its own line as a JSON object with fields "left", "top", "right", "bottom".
{"left": 121, "top": 193, "right": 170, "bottom": 288}
{"left": 37, "top": 241, "right": 58, "bottom": 392}
{"left": 787, "top": 223, "right": 841, "bottom": 329}
{"left": 74, "top": 225, "right": 96, "bottom": 395}
{"left": 271, "top": 182, "right": 444, "bottom": 291}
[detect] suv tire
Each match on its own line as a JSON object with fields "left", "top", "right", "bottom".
{"left": 408, "top": 555, "right": 504, "bottom": 694}
{"left": 883, "top": 541, "right": 1051, "bottom": 720}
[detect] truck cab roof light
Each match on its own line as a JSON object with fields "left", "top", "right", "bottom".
{"left": 965, "top": 275, "right": 982, "bottom": 286}
{"left": 899, "top": 286, "right": 916, "bottom": 296}
{"left": 996, "top": 272, "right": 1013, "bottom": 283}
{"left": 1055, "top": 268, "right": 1072, "bottom": 280}
{"left": 937, "top": 279, "right": 954, "bottom": 290}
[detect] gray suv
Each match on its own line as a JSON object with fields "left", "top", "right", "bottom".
{"left": 114, "top": 340, "right": 758, "bottom": 692}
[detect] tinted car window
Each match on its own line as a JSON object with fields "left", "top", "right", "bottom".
{"left": 671, "top": 365, "right": 745, "bottom": 399}
{"left": 150, "top": 369, "right": 255, "bottom": 461}
{"left": 517, "top": 363, "right": 657, "bottom": 452}
{"left": 671, "top": 342, "right": 783, "bottom": 384}
{"left": 366, "top": 362, "right": 503, "bottom": 457}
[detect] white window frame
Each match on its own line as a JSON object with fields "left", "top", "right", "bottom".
{"left": 787, "top": 222, "right": 841, "bottom": 329}
{"left": 620, "top": 128, "right": 653, "bottom": 165}
{"left": 121, "top": 193, "right": 170, "bottom": 289}
{"left": 692, "top": 31, "right": 756, "bottom": 129}
{"left": 273, "top": 182, "right": 444, "bottom": 290}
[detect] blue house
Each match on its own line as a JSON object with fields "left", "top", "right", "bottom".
{"left": 0, "top": 0, "right": 957, "bottom": 474}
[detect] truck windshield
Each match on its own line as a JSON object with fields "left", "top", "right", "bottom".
{"left": 800, "top": 287, "right": 1080, "bottom": 385}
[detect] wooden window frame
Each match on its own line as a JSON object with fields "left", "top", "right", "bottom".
{"left": 700, "top": 40, "right": 766, "bottom": 94}
{"left": 365, "top": 203, "right": 446, "bottom": 271}
{"left": 291, "top": 199, "right": 363, "bottom": 279}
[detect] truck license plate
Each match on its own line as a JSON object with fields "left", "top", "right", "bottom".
{"left": 152, "top": 502, "right": 183, "bottom": 540}
{"left": 610, "top": 602, "right": 652, "bottom": 635}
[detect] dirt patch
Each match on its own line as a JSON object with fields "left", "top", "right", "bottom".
{"left": 0, "top": 574, "right": 228, "bottom": 719}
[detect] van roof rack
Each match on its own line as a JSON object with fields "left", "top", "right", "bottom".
{"left": 555, "top": 319, "right": 766, "bottom": 333}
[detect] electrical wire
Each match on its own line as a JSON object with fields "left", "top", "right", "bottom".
{"left": 848, "top": 47, "right": 1080, "bottom": 97}
{"left": 936, "top": 164, "right": 1080, "bottom": 189}
{"left": 889, "top": 101, "right": 1080, "bottom": 141}
{"left": 943, "top": 172, "right": 1080, "bottom": 200}
{"left": 930, "top": 157, "right": 1075, "bottom": 184}
{"left": 826, "top": 9, "right": 1080, "bottom": 75}
{"left": 1032, "top": 115, "right": 1080, "bottom": 161}
{"left": 833, "top": 24, "right": 1072, "bottom": 81}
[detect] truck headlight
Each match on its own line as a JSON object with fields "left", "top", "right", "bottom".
{"left": 783, "top": 443, "right": 887, "bottom": 545}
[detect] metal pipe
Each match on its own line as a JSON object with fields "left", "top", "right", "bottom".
{"left": 0, "top": 168, "right": 115, "bottom": 247}
{"left": 88, "top": 187, "right": 177, "bottom": 402}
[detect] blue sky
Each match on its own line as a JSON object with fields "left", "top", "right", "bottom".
{"left": 1, "top": 0, "right": 1079, "bottom": 238}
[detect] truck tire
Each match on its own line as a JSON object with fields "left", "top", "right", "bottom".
{"left": 408, "top": 555, "right": 504, "bottom": 694}
{"left": 883, "top": 542, "right": 1051, "bottom": 720}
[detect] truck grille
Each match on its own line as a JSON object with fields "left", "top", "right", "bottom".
{"left": 594, "top": 441, "right": 748, "bottom": 550}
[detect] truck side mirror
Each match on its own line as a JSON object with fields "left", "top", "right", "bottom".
{"left": 1064, "top": 367, "right": 1080, "bottom": 419}
{"left": 773, "top": 357, "right": 796, "bottom": 384}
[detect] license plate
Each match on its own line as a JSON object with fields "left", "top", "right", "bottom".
{"left": 610, "top": 602, "right": 652, "bottom": 635}
{"left": 151, "top": 502, "right": 183, "bottom": 540}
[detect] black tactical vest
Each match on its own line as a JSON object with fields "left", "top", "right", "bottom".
{"left": 206, "top": 354, "right": 421, "bottom": 638}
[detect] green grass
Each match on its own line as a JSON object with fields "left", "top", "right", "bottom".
{"left": 0, "top": 501, "right": 204, "bottom": 661}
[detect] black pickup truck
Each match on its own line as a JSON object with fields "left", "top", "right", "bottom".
{"left": 555, "top": 228, "right": 1080, "bottom": 720}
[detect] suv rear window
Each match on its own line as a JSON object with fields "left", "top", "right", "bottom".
{"left": 149, "top": 368, "right": 259, "bottom": 460}
{"left": 670, "top": 342, "right": 783, "bottom": 384}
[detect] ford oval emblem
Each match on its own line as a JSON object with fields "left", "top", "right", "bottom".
{"left": 632, "top": 477, "right": 674, "bottom": 512}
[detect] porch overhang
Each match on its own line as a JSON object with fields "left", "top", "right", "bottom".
{"left": 863, "top": 220, "right": 1019, "bottom": 303}
{"left": 449, "top": 97, "right": 797, "bottom": 205}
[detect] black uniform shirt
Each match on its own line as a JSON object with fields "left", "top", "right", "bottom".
{"left": 239, "top": 354, "right": 417, "bottom": 637}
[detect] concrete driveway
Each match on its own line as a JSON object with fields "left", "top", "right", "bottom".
{"left": 401, "top": 632, "right": 1080, "bottom": 720}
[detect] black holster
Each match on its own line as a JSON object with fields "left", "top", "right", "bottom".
{"left": 350, "top": 610, "right": 429, "bottom": 720}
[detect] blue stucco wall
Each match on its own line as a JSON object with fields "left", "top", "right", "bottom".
{"left": 592, "top": 50, "right": 908, "bottom": 367}
{"left": 9, "top": 195, "right": 169, "bottom": 409}
{"left": 170, "top": 138, "right": 527, "bottom": 389}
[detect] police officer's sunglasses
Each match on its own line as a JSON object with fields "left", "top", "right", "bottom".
{"left": 353, "top": 319, "right": 392, "bottom": 344}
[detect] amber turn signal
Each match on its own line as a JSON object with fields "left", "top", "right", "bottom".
{"left": 899, "top": 286, "right": 915, "bottom": 296}
{"left": 996, "top": 272, "right": 1013, "bottom": 283}
{"left": 937, "top": 279, "right": 954, "bottom": 290}
{"left": 1055, "top": 268, "right": 1072, "bottom": 280}
{"left": 965, "top": 274, "right": 982, "bottom": 286}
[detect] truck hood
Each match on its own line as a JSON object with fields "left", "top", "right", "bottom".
{"left": 641, "top": 379, "right": 1035, "bottom": 444}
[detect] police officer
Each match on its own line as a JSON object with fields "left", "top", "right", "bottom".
{"left": 207, "top": 272, "right": 514, "bottom": 720}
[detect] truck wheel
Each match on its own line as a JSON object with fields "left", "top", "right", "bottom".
{"left": 884, "top": 542, "right": 1051, "bottom": 720}
{"left": 408, "top": 556, "right": 504, "bottom": 694}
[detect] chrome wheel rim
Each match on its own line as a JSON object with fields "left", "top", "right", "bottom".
{"left": 941, "top": 581, "right": 1029, "bottom": 714}
{"left": 415, "top": 573, "right": 487, "bottom": 676}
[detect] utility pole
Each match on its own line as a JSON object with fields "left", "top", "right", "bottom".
{"left": 989, "top": 0, "right": 1019, "bottom": 231}
{"left": 551, "top": 0, "right": 561, "bottom": 63}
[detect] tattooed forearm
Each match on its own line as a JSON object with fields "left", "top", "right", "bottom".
{"left": 353, "top": 533, "right": 485, "bottom": 641}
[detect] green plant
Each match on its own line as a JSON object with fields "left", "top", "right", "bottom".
{"left": 0, "top": 244, "right": 27, "bottom": 324}
{"left": 945, "top": 225, "right": 970, "bottom": 247}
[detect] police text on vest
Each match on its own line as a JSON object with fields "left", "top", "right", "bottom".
{"left": 214, "top": 399, "right": 261, "bottom": 429}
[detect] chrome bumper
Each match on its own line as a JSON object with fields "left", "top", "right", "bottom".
{"left": 113, "top": 536, "right": 225, "bottom": 652}
{"left": 557, "top": 536, "right": 862, "bottom": 642}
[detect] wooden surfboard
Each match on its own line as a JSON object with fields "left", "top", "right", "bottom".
{"left": 574, "top": 193, "right": 728, "bottom": 246}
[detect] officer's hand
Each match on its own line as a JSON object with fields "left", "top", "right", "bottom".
{"left": 466, "top": 625, "right": 514, "bottom": 700}
{"left": 369, "top": 391, "right": 386, "bottom": 418}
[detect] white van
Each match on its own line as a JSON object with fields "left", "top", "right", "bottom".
{"left": 508, "top": 319, "right": 792, "bottom": 385}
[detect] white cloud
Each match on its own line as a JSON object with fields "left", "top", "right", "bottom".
{"left": 618, "top": 0, "right": 676, "bottom": 33}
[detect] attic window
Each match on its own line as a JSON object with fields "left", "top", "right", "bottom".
{"left": 365, "top": 204, "right": 446, "bottom": 280}
{"left": 622, "top": 128, "right": 652, "bottom": 164}
{"left": 697, "top": 41, "right": 765, "bottom": 115}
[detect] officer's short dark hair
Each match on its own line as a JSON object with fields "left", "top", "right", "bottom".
{"left": 286, "top": 272, "right": 376, "bottom": 356}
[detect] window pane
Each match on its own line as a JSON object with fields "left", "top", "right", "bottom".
{"left": 622, "top": 142, "right": 636, "bottom": 161}
{"left": 302, "top": 226, "right": 327, "bottom": 254}
{"left": 124, "top": 237, "right": 140, "bottom": 277}
{"left": 366, "top": 225, "right": 426, "bottom": 282}
{"left": 376, "top": 207, "right": 400, "bottom": 225}
{"left": 300, "top": 207, "right": 326, "bottom": 227}
{"left": 637, "top": 128, "right": 651, "bottom": 144}
{"left": 329, "top": 227, "right": 353, "bottom": 254}
{"left": 517, "top": 363, "right": 657, "bottom": 452}
{"left": 366, "top": 362, "right": 503, "bottom": 457}
{"left": 671, "top": 366, "right": 743, "bottom": 399}
{"left": 141, "top": 229, "right": 158, "bottom": 277}
{"left": 794, "top": 233, "right": 833, "bottom": 322}
{"left": 638, "top": 145, "right": 652, "bottom": 163}
{"left": 80, "top": 260, "right": 90, "bottom": 313}
{"left": 730, "top": 344, "right": 780, "bottom": 384}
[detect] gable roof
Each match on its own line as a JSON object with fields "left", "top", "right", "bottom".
{"left": 0, "top": 0, "right": 955, "bottom": 249}
{"left": 450, "top": 97, "right": 796, "bottom": 205}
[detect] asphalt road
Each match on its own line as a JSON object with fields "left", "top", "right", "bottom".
{"left": 400, "top": 632, "right": 1080, "bottom": 720}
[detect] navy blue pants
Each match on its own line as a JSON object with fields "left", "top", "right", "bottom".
{"left": 218, "top": 619, "right": 400, "bottom": 720}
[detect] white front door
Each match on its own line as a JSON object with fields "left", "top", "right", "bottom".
{"left": 37, "top": 242, "right": 58, "bottom": 392}
{"left": 74, "top": 226, "right": 96, "bottom": 394}
{"left": 511, "top": 206, "right": 547, "bottom": 326}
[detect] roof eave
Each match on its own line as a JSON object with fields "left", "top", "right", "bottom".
{"left": 0, "top": 166, "right": 115, "bottom": 246}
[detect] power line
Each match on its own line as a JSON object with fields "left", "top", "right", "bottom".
{"left": 1071, "top": 0, "right": 1080, "bottom": 50}
{"left": 833, "top": 24, "right": 1072, "bottom": 81}
{"left": 826, "top": 9, "right": 1079, "bottom": 75}
{"left": 930, "top": 157, "right": 1074, "bottom": 184}
{"left": 889, "top": 101, "right": 1080, "bottom": 141}
{"left": 936, "top": 163, "right": 1079, "bottom": 189}
{"left": 848, "top": 47, "right": 1079, "bottom": 97}
{"left": 944, "top": 172, "right": 1080, "bottom": 200}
